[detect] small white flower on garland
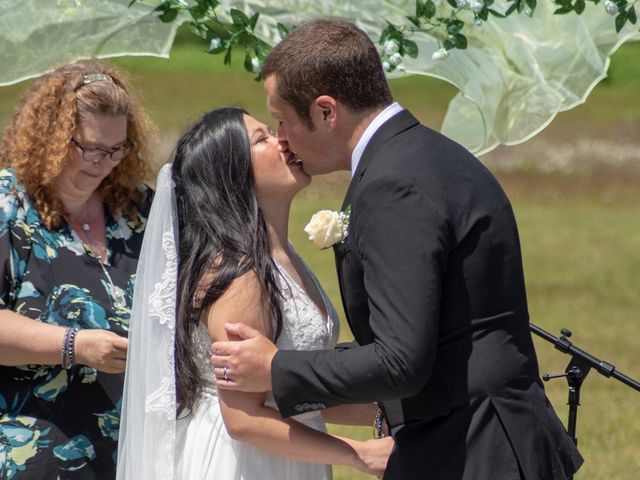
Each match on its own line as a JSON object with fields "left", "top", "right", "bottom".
{"left": 603, "top": 0, "right": 619, "bottom": 15}
{"left": 432, "top": 48, "right": 449, "bottom": 61}
{"left": 250, "top": 57, "right": 262, "bottom": 75}
{"left": 304, "top": 206, "right": 351, "bottom": 249}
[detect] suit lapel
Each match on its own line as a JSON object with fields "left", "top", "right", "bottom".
{"left": 341, "top": 109, "right": 419, "bottom": 211}
{"left": 335, "top": 109, "right": 420, "bottom": 339}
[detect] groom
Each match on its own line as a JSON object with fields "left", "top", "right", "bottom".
{"left": 212, "top": 19, "right": 583, "bottom": 479}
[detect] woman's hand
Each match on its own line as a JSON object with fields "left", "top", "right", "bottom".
{"left": 74, "top": 329, "right": 128, "bottom": 373}
{"left": 349, "top": 436, "right": 395, "bottom": 478}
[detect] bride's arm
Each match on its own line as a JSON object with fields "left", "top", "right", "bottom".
{"left": 322, "top": 404, "right": 376, "bottom": 426}
{"left": 205, "top": 272, "right": 392, "bottom": 476}
{"left": 322, "top": 404, "right": 390, "bottom": 439}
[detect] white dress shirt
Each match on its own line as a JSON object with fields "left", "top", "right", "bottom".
{"left": 350, "top": 102, "right": 404, "bottom": 177}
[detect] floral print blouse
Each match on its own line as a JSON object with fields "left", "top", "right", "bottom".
{"left": 0, "top": 168, "right": 151, "bottom": 479}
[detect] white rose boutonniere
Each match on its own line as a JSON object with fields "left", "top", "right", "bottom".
{"left": 304, "top": 206, "right": 351, "bottom": 249}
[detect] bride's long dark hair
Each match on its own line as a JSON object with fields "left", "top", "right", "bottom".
{"left": 172, "top": 108, "right": 283, "bottom": 414}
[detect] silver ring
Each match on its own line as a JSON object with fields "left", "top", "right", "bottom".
{"left": 223, "top": 365, "right": 229, "bottom": 382}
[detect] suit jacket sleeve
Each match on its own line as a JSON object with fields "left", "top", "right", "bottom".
{"left": 272, "top": 175, "right": 450, "bottom": 417}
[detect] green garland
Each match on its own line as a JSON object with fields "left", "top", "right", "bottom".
{"left": 133, "top": 0, "right": 638, "bottom": 77}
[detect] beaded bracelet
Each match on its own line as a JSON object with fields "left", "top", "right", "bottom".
{"left": 373, "top": 407, "right": 386, "bottom": 439}
{"left": 60, "top": 327, "right": 72, "bottom": 367}
{"left": 61, "top": 327, "right": 79, "bottom": 369}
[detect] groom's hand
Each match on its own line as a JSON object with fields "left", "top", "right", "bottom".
{"left": 211, "top": 323, "right": 277, "bottom": 392}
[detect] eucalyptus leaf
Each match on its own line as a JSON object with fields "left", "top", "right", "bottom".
{"left": 574, "top": 0, "right": 585, "bottom": 14}
{"left": 403, "top": 39, "right": 419, "bottom": 57}
{"left": 190, "top": 3, "right": 208, "bottom": 21}
{"left": 380, "top": 24, "right": 394, "bottom": 41}
{"left": 244, "top": 54, "right": 254, "bottom": 73}
{"left": 505, "top": 2, "right": 518, "bottom": 15}
{"left": 615, "top": 11, "right": 628, "bottom": 32}
{"left": 447, "top": 19, "right": 465, "bottom": 34}
{"left": 230, "top": 8, "right": 249, "bottom": 27}
{"left": 249, "top": 12, "right": 260, "bottom": 30}
{"left": 628, "top": 6, "right": 637, "bottom": 24}
{"left": 425, "top": 0, "right": 437, "bottom": 18}
{"left": 155, "top": 4, "right": 179, "bottom": 23}
{"left": 407, "top": 15, "right": 421, "bottom": 27}
{"left": 277, "top": 22, "right": 289, "bottom": 39}
{"left": 208, "top": 45, "right": 226, "bottom": 55}
{"left": 454, "top": 33, "right": 468, "bottom": 49}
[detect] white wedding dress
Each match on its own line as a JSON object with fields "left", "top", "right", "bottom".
{"left": 173, "top": 254, "right": 340, "bottom": 480}
{"left": 117, "top": 167, "right": 340, "bottom": 479}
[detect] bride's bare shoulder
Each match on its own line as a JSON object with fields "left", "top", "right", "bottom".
{"left": 203, "top": 271, "right": 271, "bottom": 342}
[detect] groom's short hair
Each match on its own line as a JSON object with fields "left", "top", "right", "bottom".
{"left": 262, "top": 19, "right": 393, "bottom": 129}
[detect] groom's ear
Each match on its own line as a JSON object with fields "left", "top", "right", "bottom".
{"left": 312, "top": 95, "right": 338, "bottom": 130}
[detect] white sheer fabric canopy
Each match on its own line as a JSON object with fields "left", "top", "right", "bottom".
{"left": 1, "top": 0, "right": 637, "bottom": 153}
{"left": 0, "top": 0, "right": 181, "bottom": 87}
{"left": 231, "top": 0, "right": 639, "bottom": 154}
{"left": 1, "top": 0, "right": 638, "bottom": 153}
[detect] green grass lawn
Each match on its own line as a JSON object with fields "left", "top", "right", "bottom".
{"left": 0, "top": 27, "right": 638, "bottom": 480}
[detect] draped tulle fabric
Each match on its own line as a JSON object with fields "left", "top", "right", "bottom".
{"left": 0, "top": 0, "right": 181, "bottom": 86}
{"left": 117, "top": 164, "right": 179, "bottom": 479}
{"left": 227, "top": 0, "right": 639, "bottom": 154}
{"left": 1, "top": 0, "right": 637, "bottom": 153}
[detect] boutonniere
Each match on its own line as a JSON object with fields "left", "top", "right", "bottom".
{"left": 304, "top": 206, "right": 351, "bottom": 249}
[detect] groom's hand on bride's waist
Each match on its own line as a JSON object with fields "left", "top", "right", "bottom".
{"left": 211, "top": 323, "right": 277, "bottom": 392}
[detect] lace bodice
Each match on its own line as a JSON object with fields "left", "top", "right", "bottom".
{"left": 192, "top": 251, "right": 340, "bottom": 403}
{"left": 272, "top": 258, "right": 340, "bottom": 352}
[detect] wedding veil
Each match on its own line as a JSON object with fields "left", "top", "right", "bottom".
{"left": 117, "top": 163, "right": 178, "bottom": 479}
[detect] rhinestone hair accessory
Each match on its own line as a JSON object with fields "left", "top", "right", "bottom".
{"left": 82, "top": 73, "right": 113, "bottom": 85}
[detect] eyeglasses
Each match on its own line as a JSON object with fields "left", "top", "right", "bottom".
{"left": 70, "top": 137, "right": 133, "bottom": 165}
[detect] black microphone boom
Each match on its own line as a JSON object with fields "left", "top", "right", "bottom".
{"left": 530, "top": 323, "right": 640, "bottom": 392}
{"left": 529, "top": 322, "right": 640, "bottom": 480}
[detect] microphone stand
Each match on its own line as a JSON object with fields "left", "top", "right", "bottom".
{"left": 530, "top": 323, "right": 640, "bottom": 479}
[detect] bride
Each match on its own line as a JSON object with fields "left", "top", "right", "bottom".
{"left": 116, "top": 107, "right": 392, "bottom": 479}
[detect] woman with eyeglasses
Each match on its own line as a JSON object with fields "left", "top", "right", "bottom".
{"left": 0, "top": 60, "right": 153, "bottom": 479}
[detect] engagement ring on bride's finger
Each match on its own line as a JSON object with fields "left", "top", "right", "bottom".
{"left": 223, "top": 365, "right": 230, "bottom": 382}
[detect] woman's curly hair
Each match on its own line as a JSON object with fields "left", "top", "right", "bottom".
{"left": 0, "top": 59, "right": 152, "bottom": 230}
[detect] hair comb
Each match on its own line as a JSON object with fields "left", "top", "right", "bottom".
{"left": 82, "top": 73, "right": 113, "bottom": 85}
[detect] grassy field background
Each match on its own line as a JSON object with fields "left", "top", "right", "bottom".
{"left": 1, "top": 29, "right": 638, "bottom": 479}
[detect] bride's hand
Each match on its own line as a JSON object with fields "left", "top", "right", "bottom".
{"left": 350, "top": 436, "right": 395, "bottom": 478}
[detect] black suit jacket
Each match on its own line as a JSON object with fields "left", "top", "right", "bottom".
{"left": 272, "top": 110, "right": 583, "bottom": 479}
